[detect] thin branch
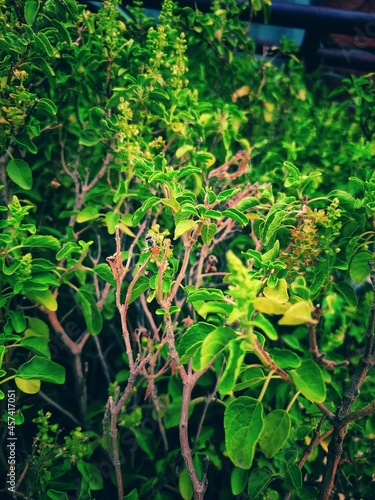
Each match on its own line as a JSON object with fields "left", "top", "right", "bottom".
{"left": 38, "top": 391, "right": 83, "bottom": 426}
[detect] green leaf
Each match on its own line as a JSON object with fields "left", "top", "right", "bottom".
{"left": 20, "top": 337, "right": 51, "bottom": 359}
{"left": 222, "top": 208, "right": 248, "bottom": 227}
{"left": 161, "top": 197, "right": 180, "bottom": 212}
{"left": 250, "top": 313, "right": 278, "bottom": 341}
{"left": 22, "top": 235, "right": 60, "bottom": 251}
{"left": 270, "top": 348, "right": 301, "bottom": 369}
{"left": 259, "top": 410, "right": 291, "bottom": 458}
{"left": 132, "top": 197, "right": 160, "bottom": 226}
{"left": 76, "top": 206, "right": 100, "bottom": 223}
{"left": 201, "top": 222, "right": 217, "bottom": 245}
{"left": 105, "top": 211, "right": 120, "bottom": 234}
{"left": 9, "top": 310, "right": 26, "bottom": 333}
{"left": 218, "top": 339, "right": 245, "bottom": 396}
{"left": 284, "top": 462, "right": 302, "bottom": 490}
{"left": 196, "top": 301, "right": 233, "bottom": 319}
{"left": 217, "top": 188, "right": 241, "bottom": 202}
{"left": 13, "top": 133, "right": 37, "bottom": 153}
{"left": 56, "top": 241, "right": 81, "bottom": 260}
{"left": 349, "top": 250, "right": 372, "bottom": 284}
{"left": 128, "top": 276, "right": 149, "bottom": 305}
{"left": 224, "top": 396, "right": 264, "bottom": 469}
{"left": 36, "top": 98, "right": 57, "bottom": 116}
{"left": 35, "top": 32, "right": 54, "bottom": 56}
{"left": 93, "top": 263, "right": 116, "bottom": 286}
{"left": 123, "top": 489, "right": 139, "bottom": 500}
{"left": 174, "top": 220, "right": 197, "bottom": 239}
{"left": 175, "top": 145, "right": 195, "bottom": 158}
{"left": 24, "top": 0, "right": 39, "bottom": 25}
{"left": 77, "top": 461, "right": 104, "bottom": 490}
{"left": 6, "top": 159, "right": 33, "bottom": 190}
{"left": 290, "top": 359, "right": 326, "bottom": 402}
{"left": 262, "top": 210, "right": 286, "bottom": 245}
{"left": 278, "top": 301, "right": 317, "bottom": 326}
{"left": 187, "top": 288, "right": 225, "bottom": 302}
{"left": 247, "top": 468, "right": 274, "bottom": 500}
{"left": 231, "top": 467, "right": 248, "bottom": 495}
{"left": 236, "top": 197, "right": 259, "bottom": 211}
{"left": 199, "top": 327, "right": 236, "bottom": 370}
{"left": 177, "top": 322, "right": 215, "bottom": 364}
{"left": 16, "top": 356, "right": 65, "bottom": 384}
{"left": 263, "top": 278, "right": 289, "bottom": 303}
{"left": 334, "top": 281, "right": 358, "bottom": 308}
{"left": 179, "top": 468, "right": 193, "bottom": 500}
{"left": 76, "top": 290, "right": 103, "bottom": 335}
{"left": 26, "top": 290, "right": 58, "bottom": 311}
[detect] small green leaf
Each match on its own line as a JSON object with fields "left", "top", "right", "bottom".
{"left": 24, "top": 0, "right": 39, "bottom": 25}
{"left": 161, "top": 197, "right": 180, "bottom": 212}
{"left": 259, "top": 410, "right": 291, "bottom": 458}
{"left": 175, "top": 145, "right": 194, "bottom": 158}
{"left": 93, "top": 263, "right": 116, "bottom": 286}
{"left": 201, "top": 222, "right": 217, "bottom": 245}
{"left": 35, "top": 32, "right": 54, "bottom": 56}
{"left": 334, "top": 281, "right": 358, "bottom": 308}
{"left": 20, "top": 337, "right": 51, "bottom": 358}
{"left": 222, "top": 208, "right": 248, "bottom": 227}
{"left": 77, "top": 461, "right": 104, "bottom": 490}
{"left": 26, "top": 290, "right": 58, "bottom": 311}
{"left": 13, "top": 133, "right": 37, "bottom": 153}
{"left": 250, "top": 313, "right": 278, "bottom": 341}
{"left": 199, "top": 327, "right": 236, "bottom": 370}
{"left": 9, "top": 310, "right": 26, "bottom": 333}
{"left": 6, "top": 159, "right": 33, "bottom": 190}
{"left": 22, "top": 235, "right": 60, "bottom": 251}
{"left": 56, "top": 241, "right": 81, "bottom": 260}
{"left": 218, "top": 339, "right": 245, "bottom": 396}
{"left": 217, "top": 188, "right": 241, "bottom": 202}
{"left": 16, "top": 356, "right": 65, "bottom": 384}
{"left": 187, "top": 288, "right": 225, "bottom": 302}
{"left": 349, "top": 250, "right": 372, "bottom": 284}
{"left": 105, "top": 211, "right": 119, "bottom": 234}
{"left": 179, "top": 467, "right": 193, "bottom": 500}
{"left": 284, "top": 462, "right": 302, "bottom": 490}
{"left": 132, "top": 197, "right": 160, "bottom": 226}
{"left": 128, "top": 276, "right": 149, "bottom": 305}
{"left": 224, "top": 396, "right": 264, "bottom": 469}
{"left": 174, "top": 219, "right": 197, "bottom": 239}
{"left": 231, "top": 467, "right": 248, "bottom": 496}
{"left": 271, "top": 348, "right": 300, "bottom": 369}
{"left": 290, "top": 359, "right": 326, "bottom": 402}
{"left": 262, "top": 210, "right": 286, "bottom": 245}
{"left": 36, "top": 98, "right": 57, "bottom": 116}
{"left": 76, "top": 206, "right": 100, "bottom": 223}
{"left": 177, "top": 322, "right": 215, "bottom": 364}
{"left": 247, "top": 468, "right": 274, "bottom": 500}
{"left": 76, "top": 290, "right": 103, "bottom": 335}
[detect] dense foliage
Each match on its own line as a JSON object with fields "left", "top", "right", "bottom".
{"left": 1, "top": 0, "right": 375, "bottom": 499}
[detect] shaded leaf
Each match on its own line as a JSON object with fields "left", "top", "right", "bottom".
{"left": 259, "top": 410, "right": 291, "bottom": 458}
{"left": 6, "top": 159, "right": 33, "bottom": 190}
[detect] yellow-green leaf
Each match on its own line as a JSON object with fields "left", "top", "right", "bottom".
{"left": 278, "top": 301, "right": 317, "bottom": 325}
{"left": 15, "top": 377, "right": 41, "bottom": 394}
